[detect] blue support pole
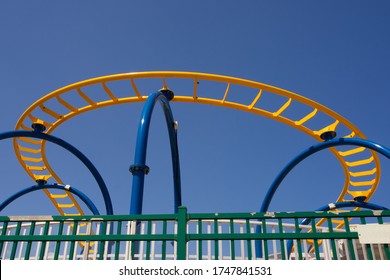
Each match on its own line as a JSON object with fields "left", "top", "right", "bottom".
{"left": 0, "top": 183, "right": 101, "bottom": 215}
{"left": 286, "top": 201, "right": 389, "bottom": 258}
{"left": 129, "top": 89, "right": 182, "bottom": 214}
{"left": 0, "top": 130, "right": 113, "bottom": 215}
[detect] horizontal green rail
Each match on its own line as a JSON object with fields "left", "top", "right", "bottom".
{"left": 2, "top": 208, "right": 389, "bottom": 222}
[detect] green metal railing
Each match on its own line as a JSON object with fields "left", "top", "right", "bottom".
{"left": 1, "top": 207, "right": 389, "bottom": 260}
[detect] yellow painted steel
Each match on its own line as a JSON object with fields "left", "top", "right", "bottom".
{"left": 338, "top": 147, "right": 366, "bottom": 156}
{"left": 349, "top": 168, "right": 377, "bottom": 177}
{"left": 13, "top": 72, "right": 381, "bottom": 223}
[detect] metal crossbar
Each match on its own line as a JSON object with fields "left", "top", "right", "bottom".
{"left": 1, "top": 208, "right": 389, "bottom": 260}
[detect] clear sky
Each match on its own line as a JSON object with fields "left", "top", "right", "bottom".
{"left": 0, "top": 0, "right": 389, "bottom": 216}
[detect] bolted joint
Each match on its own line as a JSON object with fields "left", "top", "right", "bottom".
{"left": 159, "top": 89, "right": 174, "bottom": 101}
{"left": 35, "top": 179, "right": 47, "bottom": 186}
{"left": 32, "top": 120, "right": 46, "bottom": 133}
{"left": 129, "top": 164, "right": 150, "bottom": 175}
{"left": 353, "top": 191, "right": 367, "bottom": 202}
{"left": 320, "top": 131, "right": 336, "bottom": 141}
{"left": 354, "top": 195, "right": 367, "bottom": 202}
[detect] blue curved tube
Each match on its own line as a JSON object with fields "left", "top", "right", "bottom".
{"left": 0, "top": 130, "right": 113, "bottom": 214}
{"left": 159, "top": 96, "right": 182, "bottom": 212}
{"left": 286, "top": 201, "right": 389, "bottom": 259}
{"left": 130, "top": 90, "right": 182, "bottom": 214}
{"left": 261, "top": 138, "right": 390, "bottom": 213}
{"left": 256, "top": 137, "right": 390, "bottom": 258}
{"left": 0, "top": 183, "right": 100, "bottom": 215}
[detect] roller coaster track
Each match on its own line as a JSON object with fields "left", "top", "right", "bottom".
{"left": 14, "top": 72, "right": 381, "bottom": 223}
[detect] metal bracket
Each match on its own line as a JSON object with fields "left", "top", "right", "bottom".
{"left": 129, "top": 164, "right": 150, "bottom": 175}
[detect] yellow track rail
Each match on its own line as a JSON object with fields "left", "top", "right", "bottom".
{"left": 14, "top": 71, "right": 381, "bottom": 219}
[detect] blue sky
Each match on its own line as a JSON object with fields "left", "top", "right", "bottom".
{"left": 0, "top": 1, "right": 389, "bottom": 216}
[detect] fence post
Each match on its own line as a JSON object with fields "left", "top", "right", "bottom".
{"left": 177, "top": 206, "right": 187, "bottom": 260}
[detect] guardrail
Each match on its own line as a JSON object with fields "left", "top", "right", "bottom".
{"left": 1, "top": 207, "right": 389, "bottom": 260}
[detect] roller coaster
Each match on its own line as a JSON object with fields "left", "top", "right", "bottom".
{"left": 0, "top": 72, "right": 389, "bottom": 260}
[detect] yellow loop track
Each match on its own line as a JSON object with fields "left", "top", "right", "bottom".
{"left": 14, "top": 71, "right": 381, "bottom": 219}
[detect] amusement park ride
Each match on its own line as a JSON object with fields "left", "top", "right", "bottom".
{"left": 0, "top": 71, "right": 389, "bottom": 260}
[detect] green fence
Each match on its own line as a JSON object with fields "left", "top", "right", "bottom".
{"left": 1, "top": 207, "right": 389, "bottom": 260}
